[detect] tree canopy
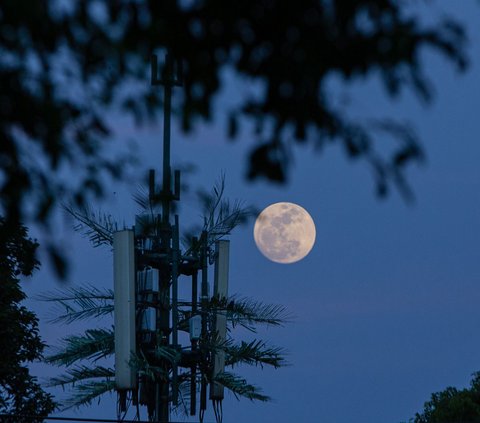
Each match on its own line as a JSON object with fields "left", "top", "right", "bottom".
{"left": 0, "top": 0, "right": 469, "bottom": 260}
{"left": 0, "top": 218, "right": 56, "bottom": 421}
{"left": 412, "top": 372, "right": 480, "bottom": 423}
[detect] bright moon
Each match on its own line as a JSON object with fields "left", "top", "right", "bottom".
{"left": 254, "top": 202, "right": 316, "bottom": 264}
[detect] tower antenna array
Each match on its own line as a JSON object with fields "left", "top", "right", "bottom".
{"left": 113, "top": 52, "right": 229, "bottom": 423}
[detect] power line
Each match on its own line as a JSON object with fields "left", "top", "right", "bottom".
{"left": 0, "top": 414, "right": 211, "bottom": 423}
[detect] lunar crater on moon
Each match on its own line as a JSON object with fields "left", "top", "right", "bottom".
{"left": 254, "top": 202, "right": 316, "bottom": 264}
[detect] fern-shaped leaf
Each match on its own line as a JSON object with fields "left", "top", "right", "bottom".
{"left": 213, "top": 372, "right": 270, "bottom": 402}
{"left": 224, "top": 339, "right": 288, "bottom": 369}
{"left": 129, "top": 351, "right": 171, "bottom": 381}
{"left": 205, "top": 295, "right": 292, "bottom": 332}
{"left": 183, "top": 174, "right": 255, "bottom": 252}
{"left": 47, "top": 365, "right": 114, "bottom": 388}
{"left": 60, "top": 380, "right": 116, "bottom": 410}
{"left": 201, "top": 175, "right": 254, "bottom": 244}
{"left": 37, "top": 284, "right": 114, "bottom": 324}
{"left": 46, "top": 328, "right": 114, "bottom": 366}
{"left": 64, "top": 204, "right": 118, "bottom": 248}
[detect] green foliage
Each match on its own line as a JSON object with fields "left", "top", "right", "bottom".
{"left": 44, "top": 287, "right": 289, "bottom": 410}
{"left": 61, "top": 380, "right": 116, "bottom": 411}
{"left": 63, "top": 205, "right": 117, "bottom": 249}
{"left": 37, "top": 284, "right": 114, "bottom": 324}
{"left": 198, "top": 175, "right": 254, "bottom": 246}
{"left": 412, "top": 372, "right": 480, "bottom": 423}
{"left": 129, "top": 352, "right": 171, "bottom": 382}
{"left": 213, "top": 372, "right": 270, "bottom": 402}
{"left": 223, "top": 339, "right": 287, "bottom": 369}
{"left": 0, "top": 218, "right": 56, "bottom": 420}
{"left": 204, "top": 295, "right": 292, "bottom": 332}
{"left": 46, "top": 365, "right": 115, "bottom": 410}
{"left": 47, "top": 365, "right": 115, "bottom": 389}
{"left": 46, "top": 328, "right": 115, "bottom": 366}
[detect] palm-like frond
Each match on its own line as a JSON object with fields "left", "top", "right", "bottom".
{"left": 37, "top": 284, "right": 114, "bottom": 324}
{"left": 46, "top": 328, "right": 114, "bottom": 366}
{"left": 64, "top": 204, "right": 118, "bottom": 248}
{"left": 175, "top": 379, "right": 192, "bottom": 417}
{"left": 47, "top": 365, "right": 115, "bottom": 409}
{"left": 61, "top": 380, "right": 116, "bottom": 410}
{"left": 213, "top": 372, "right": 270, "bottom": 402}
{"left": 47, "top": 365, "right": 114, "bottom": 388}
{"left": 224, "top": 339, "right": 287, "bottom": 369}
{"left": 205, "top": 334, "right": 287, "bottom": 370}
{"left": 182, "top": 175, "right": 255, "bottom": 250}
{"left": 132, "top": 184, "right": 163, "bottom": 214}
{"left": 201, "top": 175, "right": 253, "bottom": 244}
{"left": 129, "top": 352, "right": 169, "bottom": 381}
{"left": 132, "top": 184, "right": 152, "bottom": 212}
{"left": 205, "top": 295, "right": 292, "bottom": 332}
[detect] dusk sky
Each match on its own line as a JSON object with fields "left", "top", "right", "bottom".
{"left": 22, "top": 2, "right": 480, "bottom": 422}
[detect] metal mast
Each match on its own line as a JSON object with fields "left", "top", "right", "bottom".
{"left": 113, "top": 52, "right": 229, "bottom": 423}
{"left": 150, "top": 52, "right": 182, "bottom": 423}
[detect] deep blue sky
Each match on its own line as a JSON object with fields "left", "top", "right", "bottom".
{"left": 24, "top": 2, "right": 480, "bottom": 422}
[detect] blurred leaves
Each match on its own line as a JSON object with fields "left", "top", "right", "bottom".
{"left": 0, "top": 1, "right": 471, "bottom": 267}
{"left": 0, "top": 218, "right": 56, "bottom": 417}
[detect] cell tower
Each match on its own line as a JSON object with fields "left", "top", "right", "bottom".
{"left": 112, "top": 53, "right": 229, "bottom": 423}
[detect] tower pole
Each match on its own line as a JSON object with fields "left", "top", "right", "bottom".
{"left": 162, "top": 53, "right": 173, "bottom": 224}
{"left": 151, "top": 52, "right": 174, "bottom": 423}
{"left": 150, "top": 51, "right": 182, "bottom": 423}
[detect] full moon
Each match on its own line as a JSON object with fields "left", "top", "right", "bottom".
{"left": 254, "top": 202, "right": 316, "bottom": 264}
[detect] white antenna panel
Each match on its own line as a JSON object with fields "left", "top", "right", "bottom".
{"left": 137, "top": 267, "right": 159, "bottom": 292}
{"left": 113, "top": 230, "right": 137, "bottom": 390}
{"left": 210, "top": 240, "right": 230, "bottom": 400}
{"left": 141, "top": 307, "right": 157, "bottom": 332}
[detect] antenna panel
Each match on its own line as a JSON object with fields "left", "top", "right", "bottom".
{"left": 210, "top": 240, "right": 230, "bottom": 400}
{"left": 113, "top": 230, "right": 137, "bottom": 390}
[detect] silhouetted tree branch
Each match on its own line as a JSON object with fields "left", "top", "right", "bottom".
{"left": 0, "top": 1, "right": 469, "bottom": 275}
{"left": 0, "top": 218, "right": 56, "bottom": 420}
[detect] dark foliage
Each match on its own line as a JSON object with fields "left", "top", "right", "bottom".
{"left": 412, "top": 372, "right": 480, "bottom": 423}
{"left": 0, "top": 218, "right": 56, "bottom": 421}
{"left": 0, "top": 1, "right": 469, "bottom": 274}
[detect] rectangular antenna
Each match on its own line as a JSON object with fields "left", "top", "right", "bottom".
{"left": 113, "top": 230, "right": 137, "bottom": 390}
{"left": 210, "top": 240, "right": 230, "bottom": 400}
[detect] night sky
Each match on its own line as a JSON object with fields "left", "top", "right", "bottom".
{"left": 24, "top": 2, "right": 480, "bottom": 422}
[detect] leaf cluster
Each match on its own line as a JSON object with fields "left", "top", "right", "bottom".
{"left": 0, "top": 218, "right": 56, "bottom": 419}
{"left": 412, "top": 372, "right": 480, "bottom": 423}
{"left": 204, "top": 294, "right": 292, "bottom": 332}
{"left": 0, "top": 0, "right": 471, "bottom": 262}
{"left": 43, "top": 286, "right": 290, "bottom": 410}
{"left": 37, "top": 284, "right": 114, "bottom": 324}
{"left": 183, "top": 174, "right": 255, "bottom": 250}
